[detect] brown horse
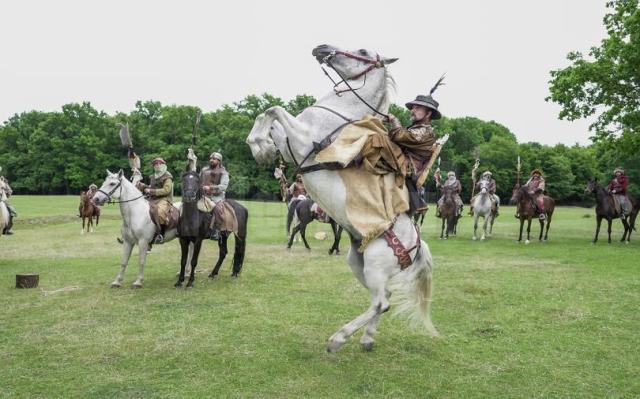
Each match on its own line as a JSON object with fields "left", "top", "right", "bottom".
{"left": 509, "top": 185, "right": 555, "bottom": 243}
{"left": 584, "top": 180, "right": 632, "bottom": 244}
{"left": 80, "top": 191, "right": 100, "bottom": 234}
{"left": 438, "top": 185, "right": 459, "bottom": 239}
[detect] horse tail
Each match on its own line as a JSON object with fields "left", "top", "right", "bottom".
{"left": 229, "top": 200, "right": 248, "bottom": 275}
{"left": 389, "top": 240, "right": 438, "bottom": 337}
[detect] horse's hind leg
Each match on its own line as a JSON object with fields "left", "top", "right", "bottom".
{"left": 593, "top": 216, "right": 602, "bottom": 244}
{"left": 481, "top": 216, "right": 489, "bottom": 240}
{"left": 112, "top": 240, "right": 134, "bottom": 288}
{"left": 209, "top": 233, "right": 228, "bottom": 278}
{"left": 81, "top": 217, "right": 85, "bottom": 235}
{"left": 328, "top": 246, "right": 390, "bottom": 353}
{"left": 300, "top": 223, "right": 311, "bottom": 250}
{"left": 539, "top": 219, "right": 544, "bottom": 241}
{"left": 621, "top": 218, "right": 630, "bottom": 243}
{"left": 472, "top": 215, "right": 478, "bottom": 240}
{"left": 607, "top": 219, "right": 613, "bottom": 244}
{"left": 544, "top": 215, "right": 552, "bottom": 241}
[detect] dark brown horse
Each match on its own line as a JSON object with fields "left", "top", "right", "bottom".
{"left": 287, "top": 198, "right": 343, "bottom": 254}
{"left": 509, "top": 185, "right": 555, "bottom": 243}
{"left": 438, "top": 185, "right": 458, "bottom": 239}
{"left": 584, "top": 180, "right": 632, "bottom": 244}
{"left": 80, "top": 191, "right": 100, "bottom": 234}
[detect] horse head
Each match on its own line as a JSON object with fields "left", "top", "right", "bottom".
{"left": 181, "top": 170, "right": 201, "bottom": 203}
{"left": 93, "top": 170, "right": 124, "bottom": 205}
{"left": 478, "top": 179, "right": 490, "bottom": 195}
{"left": 509, "top": 184, "right": 522, "bottom": 205}
{"left": 312, "top": 44, "right": 398, "bottom": 82}
{"left": 584, "top": 179, "right": 598, "bottom": 195}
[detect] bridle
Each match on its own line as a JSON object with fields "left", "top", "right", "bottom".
{"left": 97, "top": 177, "right": 145, "bottom": 204}
{"left": 319, "top": 50, "right": 390, "bottom": 120}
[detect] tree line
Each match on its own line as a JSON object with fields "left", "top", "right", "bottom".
{"left": 0, "top": 94, "right": 635, "bottom": 204}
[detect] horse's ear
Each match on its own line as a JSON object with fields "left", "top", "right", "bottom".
{"left": 383, "top": 57, "right": 398, "bottom": 65}
{"left": 594, "top": 177, "right": 598, "bottom": 183}
{"left": 117, "top": 169, "right": 124, "bottom": 178}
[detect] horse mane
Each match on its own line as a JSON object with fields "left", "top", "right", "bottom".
{"left": 379, "top": 68, "right": 397, "bottom": 115}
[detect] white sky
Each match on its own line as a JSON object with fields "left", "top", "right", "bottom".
{"left": 0, "top": 0, "right": 607, "bottom": 145}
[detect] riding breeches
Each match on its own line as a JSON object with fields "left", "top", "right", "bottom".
{"left": 615, "top": 194, "right": 631, "bottom": 215}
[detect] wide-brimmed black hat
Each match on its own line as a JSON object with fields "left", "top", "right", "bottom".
{"left": 405, "top": 74, "right": 445, "bottom": 120}
{"left": 405, "top": 95, "right": 441, "bottom": 120}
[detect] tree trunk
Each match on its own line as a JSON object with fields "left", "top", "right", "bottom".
{"left": 16, "top": 274, "right": 39, "bottom": 289}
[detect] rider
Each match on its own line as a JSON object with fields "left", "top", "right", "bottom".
{"left": 137, "top": 157, "right": 174, "bottom": 243}
{"left": 435, "top": 171, "right": 463, "bottom": 217}
{"left": 78, "top": 183, "right": 98, "bottom": 217}
{"left": 288, "top": 174, "right": 307, "bottom": 202}
{"left": 0, "top": 173, "right": 17, "bottom": 235}
{"left": 469, "top": 171, "right": 500, "bottom": 216}
{"left": 608, "top": 167, "right": 631, "bottom": 217}
{"left": 523, "top": 169, "right": 547, "bottom": 220}
{"left": 200, "top": 152, "right": 229, "bottom": 240}
{"left": 387, "top": 92, "right": 440, "bottom": 214}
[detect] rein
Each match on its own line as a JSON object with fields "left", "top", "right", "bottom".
{"left": 286, "top": 106, "right": 355, "bottom": 177}
{"left": 320, "top": 50, "right": 389, "bottom": 120}
{"left": 97, "top": 178, "right": 146, "bottom": 204}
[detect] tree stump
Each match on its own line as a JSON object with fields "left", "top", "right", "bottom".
{"left": 16, "top": 274, "right": 39, "bottom": 289}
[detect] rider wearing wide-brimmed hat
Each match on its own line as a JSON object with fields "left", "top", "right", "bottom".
{"left": 435, "top": 171, "right": 463, "bottom": 217}
{"left": 137, "top": 157, "right": 175, "bottom": 243}
{"left": 469, "top": 170, "right": 500, "bottom": 216}
{"left": 524, "top": 168, "right": 547, "bottom": 219}
{"left": 200, "top": 151, "right": 230, "bottom": 240}
{"left": 608, "top": 167, "right": 631, "bottom": 216}
{"left": 387, "top": 77, "right": 445, "bottom": 214}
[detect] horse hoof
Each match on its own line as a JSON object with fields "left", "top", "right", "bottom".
{"left": 110, "top": 282, "right": 121, "bottom": 288}
{"left": 481, "top": 237, "right": 486, "bottom": 241}
{"left": 81, "top": 230, "right": 85, "bottom": 235}
{"left": 525, "top": 240, "right": 530, "bottom": 245}
{"left": 174, "top": 282, "right": 182, "bottom": 288}
{"left": 132, "top": 283, "right": 143, "bottom": 289}
{"left": 186, "top": 284, "right": 194, "bottom": 289}
{"left": 625, "top": 241, "right": 629, "bottom": 245}
{"left": 360, "top": 341, "right": 375, "bottom": 352}
{"left": 208, "top": 273, "right": 217, "bottom": 279}
{"left": 472, "top": 237, "right": 477, "bottom": 241}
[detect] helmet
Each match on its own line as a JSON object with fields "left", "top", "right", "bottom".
{"left": 209, "top": 152, "right": 223, "bottom": 162}
{"left": 151, "top": 157, "right": 166, "bottom": 166}
{"left": 447, "top": 171, "right": 456, "bottom": 178}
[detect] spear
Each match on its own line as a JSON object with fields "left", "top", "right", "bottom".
{"left": 417, "top": 135, "right": 448, "bottom": 187}
{"left": 469, "top": 157, "right": 480, "bottom": 201}
{"left": 191, "top": 110, "right": 201, "bottom": 150}
{"left": 517, "top": 156, "right": 521, "bottom": 187}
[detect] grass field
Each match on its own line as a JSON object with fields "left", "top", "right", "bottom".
{"left": 1, "top": 196, "right": 639, "bottom": 398}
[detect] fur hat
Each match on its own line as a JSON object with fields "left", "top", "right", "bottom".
{"left": 530, "top": 169, "right": 542, "bottom": 177}
{"left": 482, "top": 170, "right": 492, "bottom": 176}
{"left": 614, "top": 167, "right": 624, "bottom": 175}
{"left": 447, "top": 171, "right": 456, "bottom": 178}
{"left": 209, "top": 152, "right": 223, "bottom": 162}
{"left": 89, "top": 184, "right": 97, "bottom": 190}
{"left": 151, "top": 157, "right": 166, "bottom": 166}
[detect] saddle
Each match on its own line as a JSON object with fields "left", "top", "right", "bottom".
{"left": 149, "top": 200, "right": 180, "bottom": 230}
{"left": 210, "top": 200, "right": 239, "bottom": 235}
{"left": 311, "top": 202, "right": 331, "bottom": 223}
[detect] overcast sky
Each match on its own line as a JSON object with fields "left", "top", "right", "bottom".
{"left": 0, "top": 0, "right": 607, "bottom": 145}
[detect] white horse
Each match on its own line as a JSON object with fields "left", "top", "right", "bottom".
{"left": 471, "top": 179, "right": 497, "bottom": 241}
{"left": 247, "top": 44, "right": 437, "bottom": 352}
{"left": 0, "top": 179, "right": 10, "bottom": 236}
{"left": 93, "top": 170, "right": 179, "bottom": 288}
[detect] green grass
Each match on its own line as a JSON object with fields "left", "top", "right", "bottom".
{"left": 1, "top": 196, "right": 639, "bottom": 398}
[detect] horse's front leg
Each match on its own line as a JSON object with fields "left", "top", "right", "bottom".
{"left": 300, "top": 223, "right": 311, "bottom": 250}
{"left": 538, "top": 219, "right": 545, "bottom": 241}
{"left": 607, "top": 218, "right": 613, "bottom": 244}
{"left": 186, "top": 240, "right": 203, "bottom": 288}
{"left": 593, "top": 216, "right": 602, "bottom": 244}
{"left": 440, "top": 218, "right": 445, "bottom": 239}
{"left": 265, "top": 106, "right": 310, "bottom": 149}
{"left": 132, "top": 239, "right": 150, "bottom": 288}
{"left": 621, "top": 217, "right": 630, "bottom": 243}
{"left": 544, "top": 215, "right": 552, "bottom": 241}
{"left": 472, "top": 214, "right": 478, "bottom": 240}
{"left": 112, "top": 240, "right": 134, "bottom": 288}
{"left": 525, "top": 218, "right": 532, "bottom": 244}
{"left": 175, "top": 238, "right": 189, "bottom": 287}
{"left": 481, "top": 216, "right": 489, "bottom": 241}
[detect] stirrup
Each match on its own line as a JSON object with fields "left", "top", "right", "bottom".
{"left": 209, "top": 230, "right": 220, "bottom": 241}
{"left": 153, "top": 234, "right": 164, "bottom": 244}
{"left": 539, "top": 213, "right": 546, "bottom": 220}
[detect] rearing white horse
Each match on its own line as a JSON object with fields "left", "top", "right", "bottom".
{"left": 93, "top": 170, "right": 178, "bottom": 288}
{"left": 247, "top": 44, "right": 437, "bottom": 352}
